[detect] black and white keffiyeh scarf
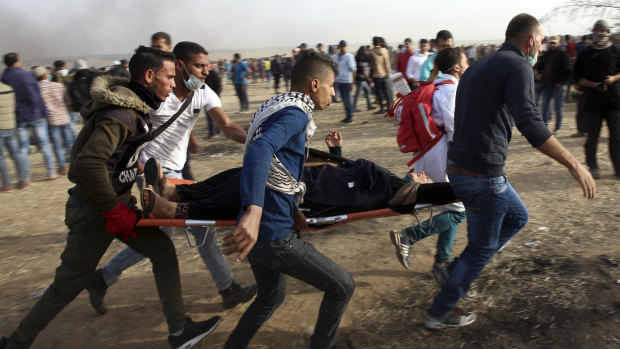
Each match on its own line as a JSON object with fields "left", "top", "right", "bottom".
{"left": 244, "top": 92, "right": 316, "bottom": 204}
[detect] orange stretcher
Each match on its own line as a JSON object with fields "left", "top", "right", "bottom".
{"left": 134, "top": 177, "right": 435, "bottom": 247}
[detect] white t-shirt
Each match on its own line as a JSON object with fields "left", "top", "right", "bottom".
{"left": 140, "top": 85, "right": 222, "bottom": 170}
{"left": 405, "top": 50, "right": 431, "bottom": 81}
{"left": 411, "top": 74, "right": 464, "bottom": 212}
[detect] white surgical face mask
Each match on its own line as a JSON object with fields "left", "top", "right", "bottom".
{"left": 182, "top": 63, "right": 204, "bottom": 91}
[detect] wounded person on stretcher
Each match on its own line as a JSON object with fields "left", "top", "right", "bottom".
{"left": 141, "top": 141, "right": 457, "bottom": 222}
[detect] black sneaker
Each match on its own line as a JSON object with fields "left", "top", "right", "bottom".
{"left": 589, "top": 168, "right": 601, "bottom": 179}
{"left": 424, "top": 308, "right": 476, "bottom": 329}
{"left": 168, "top": 316, "right": 221, "bottom": 349}
{"left": 85, "top": 268, "right": 108, "bottom": 315}
{"left": 220, "top": 282, "right": 257, "bottom": 309}
{"left": 389, "top": 230, "right": 412, "bottom": 269}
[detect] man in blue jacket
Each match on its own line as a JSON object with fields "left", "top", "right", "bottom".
{"left": 222, "top": 51, "right": 355, "bottom": 349}
{"left": 2, "top": 53, "right": 58, "bottom": 181}
{"left": 424, "top": 13, "right": 596, "bottom": 329}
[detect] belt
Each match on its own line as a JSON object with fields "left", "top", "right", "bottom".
{"left": 447, "top": 165, "right": 488, "bottom": 177}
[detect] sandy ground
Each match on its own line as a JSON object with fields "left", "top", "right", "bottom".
{"left": 0, "top": 79, "right": 619, "bottom": 349}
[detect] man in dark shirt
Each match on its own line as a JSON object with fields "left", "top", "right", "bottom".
{"left": 535, "top": 35, "right": 570, "bottom": 132}
{"left": 574, "top": 19, "right": 620, "bottom": 179}
{"left": 424, "top": 13, "right": 596, "bottom": 330}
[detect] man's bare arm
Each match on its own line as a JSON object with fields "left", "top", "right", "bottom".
{"left": 207, "top": 107, "right": 247, "bottom": 143}
{"left": 536, "top": 135, "right": 596, "bottom": 200}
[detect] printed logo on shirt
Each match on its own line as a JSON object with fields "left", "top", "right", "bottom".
{"left": 118, "top": 168, "right": 138, "bottom": 183}
{"left": 193, "top": 108, "right": 200, "bottom": 114}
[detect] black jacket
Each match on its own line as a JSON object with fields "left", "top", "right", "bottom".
{"left": 535, "top": 48, "right": 570, "bottom": 86}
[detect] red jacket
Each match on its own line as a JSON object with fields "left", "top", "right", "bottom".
{"left": 397, "top": 50, "right": 414, "bottom": 78}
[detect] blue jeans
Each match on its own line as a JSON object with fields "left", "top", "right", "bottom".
{"left": 17, "top": 119, "right": 57, "bottom": 177}
{"left": 102, "top": 167, "right": 234, "bottom": 291}
{"left": 234, "top": 83, "right": 249, "bottom": 110}
{"left": 541, "top": 85, "right": 564, "bottom": 130}
{"left": 0, "top": 128, "right": 29, "bottom": 186}
{"left": 48, "top": 123, "right": 74, "bottom": 167}
{"left": 429, "top": 175, "right": 528, "bottom": 316}
{"left": 335, "top": 82, "right": 353, "bottom": 122}
{"left": 69, "top": 112, "right": 80, "bottom": 134}
{"left": 534, "top": 81, "right": 544, "bottom": 110}
{"left": 225, "top": 232, "right": 354, "bottom": 349}
{"left": 205, "top": 110, "right": 220, "bottom": 137}
{"left": 405, "top": 210, "right": 466, "bottom": 263}
{"left": 353, "top": 80, "right": 372, "bottom": 110}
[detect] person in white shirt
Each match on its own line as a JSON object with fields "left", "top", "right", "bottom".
{"left": 405, "top": 39, "right": 431, "bottom": 89}
{"left": 86, "top": 41, "right": 256, "bottom": 316}
{"left": 390, "top": 47, "right": 469, "bottom": 284}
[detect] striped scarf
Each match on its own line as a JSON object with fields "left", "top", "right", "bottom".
{"left": 244, "top": 92, "right": 316, "bottom": 204}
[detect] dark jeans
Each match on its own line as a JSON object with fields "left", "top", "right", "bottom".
{"left": 205, "top": 111, "right": 220, "bottom": 137}
{"left": 234, "top": 83, "right": 249, "bottom": 110}
{"left": 335, "top": 82, "right": 353, "bottom": 121}
{"left": 224, "top": 232, "right": 354, "bottom": 349}
{"left": 575, "top": 93, "right": 586, "bottom": 134}
{"left": 584, "top": 109, "right": 620, "bottom": 175}
{"left": 541, "top": 85, "right": 564, "bottom": 130}
{"left": 354, "top": 80, "right": 372, "bottom": 110}
{"left": 273, "top": 73, "right": 282, "bottom": 91}
{"left": 373, "top": 77, "right": 391, "bottom": 110}
{"left": 8, "top": 196, "right": 186, "bottom": 348}
{"left": 429, "top": 175, "right": 528, "bottom": 316}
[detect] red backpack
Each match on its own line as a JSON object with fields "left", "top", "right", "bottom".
{"left": 386, "top": 80, "right": 454, "bottom": 169}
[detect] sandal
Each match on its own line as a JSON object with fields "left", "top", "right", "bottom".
{"left": 144, "top": 158, "right": 161, "bottom": 195}
{"left": 141, "top": 187, "right": 156, "bottom": 218}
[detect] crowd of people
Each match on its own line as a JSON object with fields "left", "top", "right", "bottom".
{"left": 0, "top": 13, "right": 616, "bottom": 349}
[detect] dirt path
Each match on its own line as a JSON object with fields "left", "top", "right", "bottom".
{"left": 1, "top": 80, "right": 619, "bottom": 348}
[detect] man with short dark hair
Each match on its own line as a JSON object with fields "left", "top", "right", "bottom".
{"left": 87, "top": 41, "right": 254, "bottom": 315}
{"left": 222, "top": 50, "right": 355, "bottom": 349}
{"left": 419, "top": 30, "right": 455, "bottom": 82}
{"left": 0, "top": 46, "right": 220, "bottom": 349}
{"left": 51, "top": 60, "right": 68, "bottom": 84}
{"left": 424, "top": 13, "right": 595, "bottom": 330}
{"left": 390, "top": 48, "right": 469, "bottom": 283}
{"left": 271, "top": 54, "right": 284, "bottom": 94}
{"left": 397, "top": 38, "right": 415, "bottom": 89}
{"left": 151, "top": 31, "right": 173, "bottom": 51}
{"left": 535, "top": 35, "right": 570, "bottom": 132}
{"left": 405, "top": 39, "right": 431, "bottom": 89}
{"left": 370, "top": 36, "right": 392, "bottom": 112}
{"left": 574, "top": 19, "right": 620, "bottom": 179}
{"left": 1, "top": 52, "right": 58, "bottom": 182}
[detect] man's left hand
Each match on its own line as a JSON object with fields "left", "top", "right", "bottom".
{"left": 223, "top": 205, "right": 262, "bottom": 262}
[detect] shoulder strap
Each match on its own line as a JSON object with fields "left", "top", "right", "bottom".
{"left": 150, "top": 91, "right": 195, "bottom": 139}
